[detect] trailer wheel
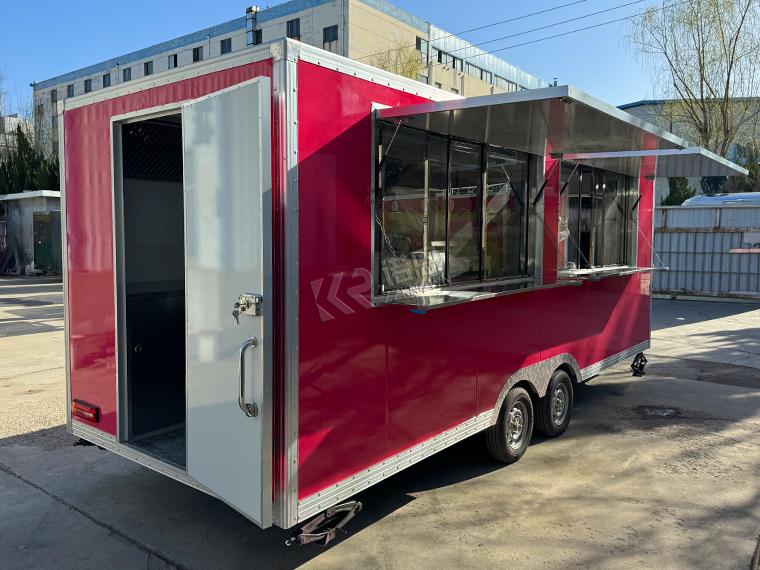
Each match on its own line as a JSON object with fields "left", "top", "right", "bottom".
{"left": 486, "top": 386, "right": 534, "bottom": 464}
{"left": 535, "top": 370, "right": 573, "bottom": 437}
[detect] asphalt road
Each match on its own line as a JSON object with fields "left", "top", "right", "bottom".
{"left": 1, "top": 276, "right": 760, "bottom": 570}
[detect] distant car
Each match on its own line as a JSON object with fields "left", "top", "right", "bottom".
{"left": 682, "top": 192, "right": 760, "bottom": 206}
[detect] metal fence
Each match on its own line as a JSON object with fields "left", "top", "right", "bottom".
{"left": 653, "top": 205, "right": 760, "bottom": 299}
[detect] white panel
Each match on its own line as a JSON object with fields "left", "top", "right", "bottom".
{"left": 183, "top": 77, "right": 273, "bottom": 527}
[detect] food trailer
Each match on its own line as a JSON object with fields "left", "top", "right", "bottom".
{"left": 59, "top": 38, "right": 745, "bottom": 540}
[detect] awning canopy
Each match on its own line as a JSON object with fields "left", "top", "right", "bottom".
{"left": 377, "top": 85, "right": 747, "bottom": 178}
{"left": 564, "top": 148, "right": 747, "bottom": 178}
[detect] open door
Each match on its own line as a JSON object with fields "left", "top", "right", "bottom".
{"left": 182, "top": 77, "right": 273, "bottom": 527}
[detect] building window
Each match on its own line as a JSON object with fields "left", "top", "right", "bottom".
{"left": 376, "top": 122, "right": 531, "bottom": 292}
{"left": 193, "top": 47, "right": 203, "bottom": 62}
{"left": 168, "top": 54, "right": 178, "bottom": 69}
{"left": 451, "top": 88, "right": 459, "bottom": 94}
{"left": 559, "top": 163, "right": 636, "bottom": 270}
{"left": 103, "top": 74, "right": 111, "bottom": 88}
{"left": 467, "top": 63, "right": 481, "bottom": 79}
{"left": 323, "top": 25, "right": 338, "bottom": 52}
{"left": 481, "top": 70, "right": 492, "bottom": 84}
{"left": 36, "top": 104, "right": 44, "bottom": 120}
{"left": 435, "top": 82, "right": 442, "bottom": 89}
{"left": 50, "top": 90, "right": 58, "bottom": 116}
{"left": 84, "top": 79, "right": 92, "bottom": 93}
{"left": 220, "top": 38, "right": 232, "bottom": 55}
{"left": 250, "top": 29, "right": 263, "bottom": 45}
{"left": 144, "top": 61, "right": 153, "bottom": 76}
{"left": 416, "top": 37, "right": 429, "bottom": 53}
{"left": 437, "top": 50, "right": 462, "bottom": 71}
{"left": 417, "top": 75, "right": 429, "bottom": 84}
{"left": 495, "top": 76, "right": 517, "bottom": 92}
{"left": 123, "top": 68, "right": 132, "bottom": 82}
{"left": 67, "top": 84, "right": 74, "bottom": 98}
{"left": 286, "top": 19, "right": 300, "bottom": 40}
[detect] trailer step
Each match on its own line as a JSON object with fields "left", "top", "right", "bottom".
{"left": 124, "top": 424, "right": 186, "bottom": 470}
{"left": 286, "top": 501, "right": 362, "bottom": 547}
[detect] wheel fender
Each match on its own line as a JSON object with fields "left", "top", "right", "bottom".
{"left": 490, "top": 354, "right": 581, "bottom": 426}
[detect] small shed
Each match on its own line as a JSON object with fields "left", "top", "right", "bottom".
{"left": 0, "top": 190, "right": 61, "bottom": 274}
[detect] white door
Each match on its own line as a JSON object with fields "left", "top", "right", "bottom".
{"left": 183, "top": 77, "right": 273, "bottom": 527}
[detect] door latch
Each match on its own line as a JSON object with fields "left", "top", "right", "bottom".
{"left": 232, "top": 293, "right": 263, "bottom": 324}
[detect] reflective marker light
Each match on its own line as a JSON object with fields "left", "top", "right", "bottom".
{"left": 72, "top": 399, "right": 100, "bottom": 423}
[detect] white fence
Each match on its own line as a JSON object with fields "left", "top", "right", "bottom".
{"left": 653, "top": 206, "right": 760, "bottom": 299}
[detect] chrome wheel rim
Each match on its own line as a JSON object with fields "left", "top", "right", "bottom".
{"left": 551, "top": 384, "right": 569, "bottom": 426}
{"left": 507, "top": 402, "right": 527, "bottom": 449}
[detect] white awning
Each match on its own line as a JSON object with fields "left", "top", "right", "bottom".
{"left": 377, "top": 86, "right": 747, "bottom": 178}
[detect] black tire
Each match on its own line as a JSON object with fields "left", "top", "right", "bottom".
{"left": 535, "top": 369, "right": 573, "bottom": 437}
{"left": 486, "top": 386, "right": 534, "bottom": 464}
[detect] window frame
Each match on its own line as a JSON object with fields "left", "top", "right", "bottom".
{"left": 66, "top": 84, "right": 74, "bottom": 98}
{"left": 168, "top": 54, "right": 178, "bottom": 69}
{"left": 84, "top": 79, "right": 92, "bottom": 93}
{"left": 193, "top": 46, "right": 203, "bottom": 63}
{"left": 323, "top": 25, "right": 338, "bottom": 52}
{"left": 558, "top": 161, "right": 637, "bottom": 272}
{"left": 123, "top": 68, "right": 131, "bottom": 82}
{"left": 144, "top": 61, "right": 153, "bottom": 76}
{"left": 102, "top": 73, "right": 111, "bottom": 88}
{"left": 220, "top": 38, "right": 232, "bottom": 55}
{"left": 286, "top": 19, "right": 301, "bottom": 40}
{"left": 374, "top": 121, "right": 534, "bottom": 294}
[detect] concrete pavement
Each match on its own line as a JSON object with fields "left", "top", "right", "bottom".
{"left": 1, "top": 277, "right": 759, "bottom": 569}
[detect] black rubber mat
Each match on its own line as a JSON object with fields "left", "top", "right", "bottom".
{"left": 125, "top": 424, "right": 186, "bottom": 470}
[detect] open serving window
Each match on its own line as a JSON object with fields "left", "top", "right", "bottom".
{"left": 373, "top": 86, "right": 748, "bottom": 308}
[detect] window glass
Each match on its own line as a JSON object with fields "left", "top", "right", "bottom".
{"left": 144, "top": 61, "right": 153, "bottom": 76}
{"left": 123, "top": 68, "right": 132, "bottom": 82}
{"left": 560, "top": 163, "right": 632, "bottom": 269}
{"left": 484, "top": 149, "right": 528, "bottom": 279}
{"left": 559, "top": 162, "right": 581, "bottom": 268}
{"left": 84, "top": 79, "right": 92, "bottom": 93}
{"left": 417, "top": 75, "right": 429, "bottom": 84}
{"left": 67, "top": 84, "right": 74, "bottom": 97}
{"left": 193, "top": 47, "right": 203, "bottom": 62}
{"left": 449, "top": 141, "right": 482, "bottom": 283}
{"left": 323, "top": 25, "right": 338, "bottom": 52}
{"left": 220, "top": 38, "right": 232, "bottom": 55}
{"left": 379, "top": 126, "right": 448, "bottom": 291}
{"left": 287, "top": 19, "right": 301, "bottom": 40}
{"left": 103, "top": 74, "right": 111, "bottom": 88}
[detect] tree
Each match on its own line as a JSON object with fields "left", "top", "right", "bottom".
{"left": 0, "top": 125, "right": 60, "bottom": 201}
{"left": 660, "top": 177, "right": 697, "bottom": 205}
{"left": 627, "top": 0, "right": 760, "bottom": 156}
{"left": 724, "top": 147, "right": 760, "bottom": 192}
{"left": 368, "top": 40, "right": 424, "bottom": 81}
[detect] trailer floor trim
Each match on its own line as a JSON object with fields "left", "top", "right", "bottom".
{"left": 297, "top": 340, "right": 649, "bottom": 523}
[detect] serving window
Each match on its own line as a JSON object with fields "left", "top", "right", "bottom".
{"left": 376, "top": 121, "right": 531, "bottom": 294}
{"left": 558, "top": 162, "right": 637, "bottom": 272}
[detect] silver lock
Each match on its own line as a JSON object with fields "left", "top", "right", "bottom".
{"left": 234, "top": 293, "right": 263, "bottom": 322}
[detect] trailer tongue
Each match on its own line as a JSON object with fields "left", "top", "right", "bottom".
{"left": 59, "top": 39, "right": 746, "bottom": 536}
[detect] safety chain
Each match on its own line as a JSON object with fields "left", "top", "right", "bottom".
{"left": 374, "top": 213, "right": 426, "bottom": 311}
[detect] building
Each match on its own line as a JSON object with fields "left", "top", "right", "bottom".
{"left": 0, "top": 113, "right": 34, "bottom": 156}
{"left": 32, "top": 0, "right": 551, "bottom": 156}
{"left": 0, "top": 190, "right": 60, "bottom": 274}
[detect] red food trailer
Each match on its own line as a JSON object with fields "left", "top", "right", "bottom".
{"left": 59, "top": 38, "right": 744, "bottom": 540}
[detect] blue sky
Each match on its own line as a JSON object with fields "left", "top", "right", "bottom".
{"left": 0, "top": 0, "right": 656, "bottom": 110}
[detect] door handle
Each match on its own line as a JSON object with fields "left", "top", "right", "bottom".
{"left": 238, "top": 337, "right": 259, "bottom": 417}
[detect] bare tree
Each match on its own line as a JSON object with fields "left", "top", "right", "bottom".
{"left": 368, "top": 40, "right": 424, "bottom": 81}
{"left": 627, "top": 0, "right": 760, "bottom": 156}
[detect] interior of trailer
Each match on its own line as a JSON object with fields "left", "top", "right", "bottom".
{"left": 116, "top": 113, "right": 187, "bottom": 470}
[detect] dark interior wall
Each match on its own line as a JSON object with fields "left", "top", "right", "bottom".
{"left": 123, "top": 177, "right": 184, "bottom": 294}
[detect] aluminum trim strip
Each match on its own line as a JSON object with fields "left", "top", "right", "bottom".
{"left": 297, "top": 410, "right": 493, "bottom": 522}
{"left": 565, "top": 147, "right": 747, "bottom": 176}
{"left": 59, "top": 112, "right": 72, "bottom": 435}
{"left": 580, "top": 340, "right": 650, "bottom": 381}
{"left": 271, "top": 42, "right": 300, "bottom": 529}
{"left": 293, "top": 41, "right": 462, "bottom": 103}
{"left": 61, "top": 43, "right": 277, "bottom": 111}
{"left": 557, "top": 267, "right": 668, "bottom": 281}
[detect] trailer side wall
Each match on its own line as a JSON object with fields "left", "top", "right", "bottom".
{"left": 296, "top": 60, "right": 652, "bottom": 500}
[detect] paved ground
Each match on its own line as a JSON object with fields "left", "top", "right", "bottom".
{"left": 1, "top": 277, "right": 760, "bottom": 570}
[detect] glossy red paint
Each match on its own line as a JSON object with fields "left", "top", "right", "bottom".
{"left": 64, "top": 61, "right": 273, "bottom": 436}
{"left": 296, "top": 62, "right": 654, "bottom": 500}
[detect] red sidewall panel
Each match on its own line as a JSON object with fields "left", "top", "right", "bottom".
{"left": 64, "top": 61, "right": 273, "bottom": 436}
{"left": 296, "top": 61, "right": 652, "bottom": 500}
